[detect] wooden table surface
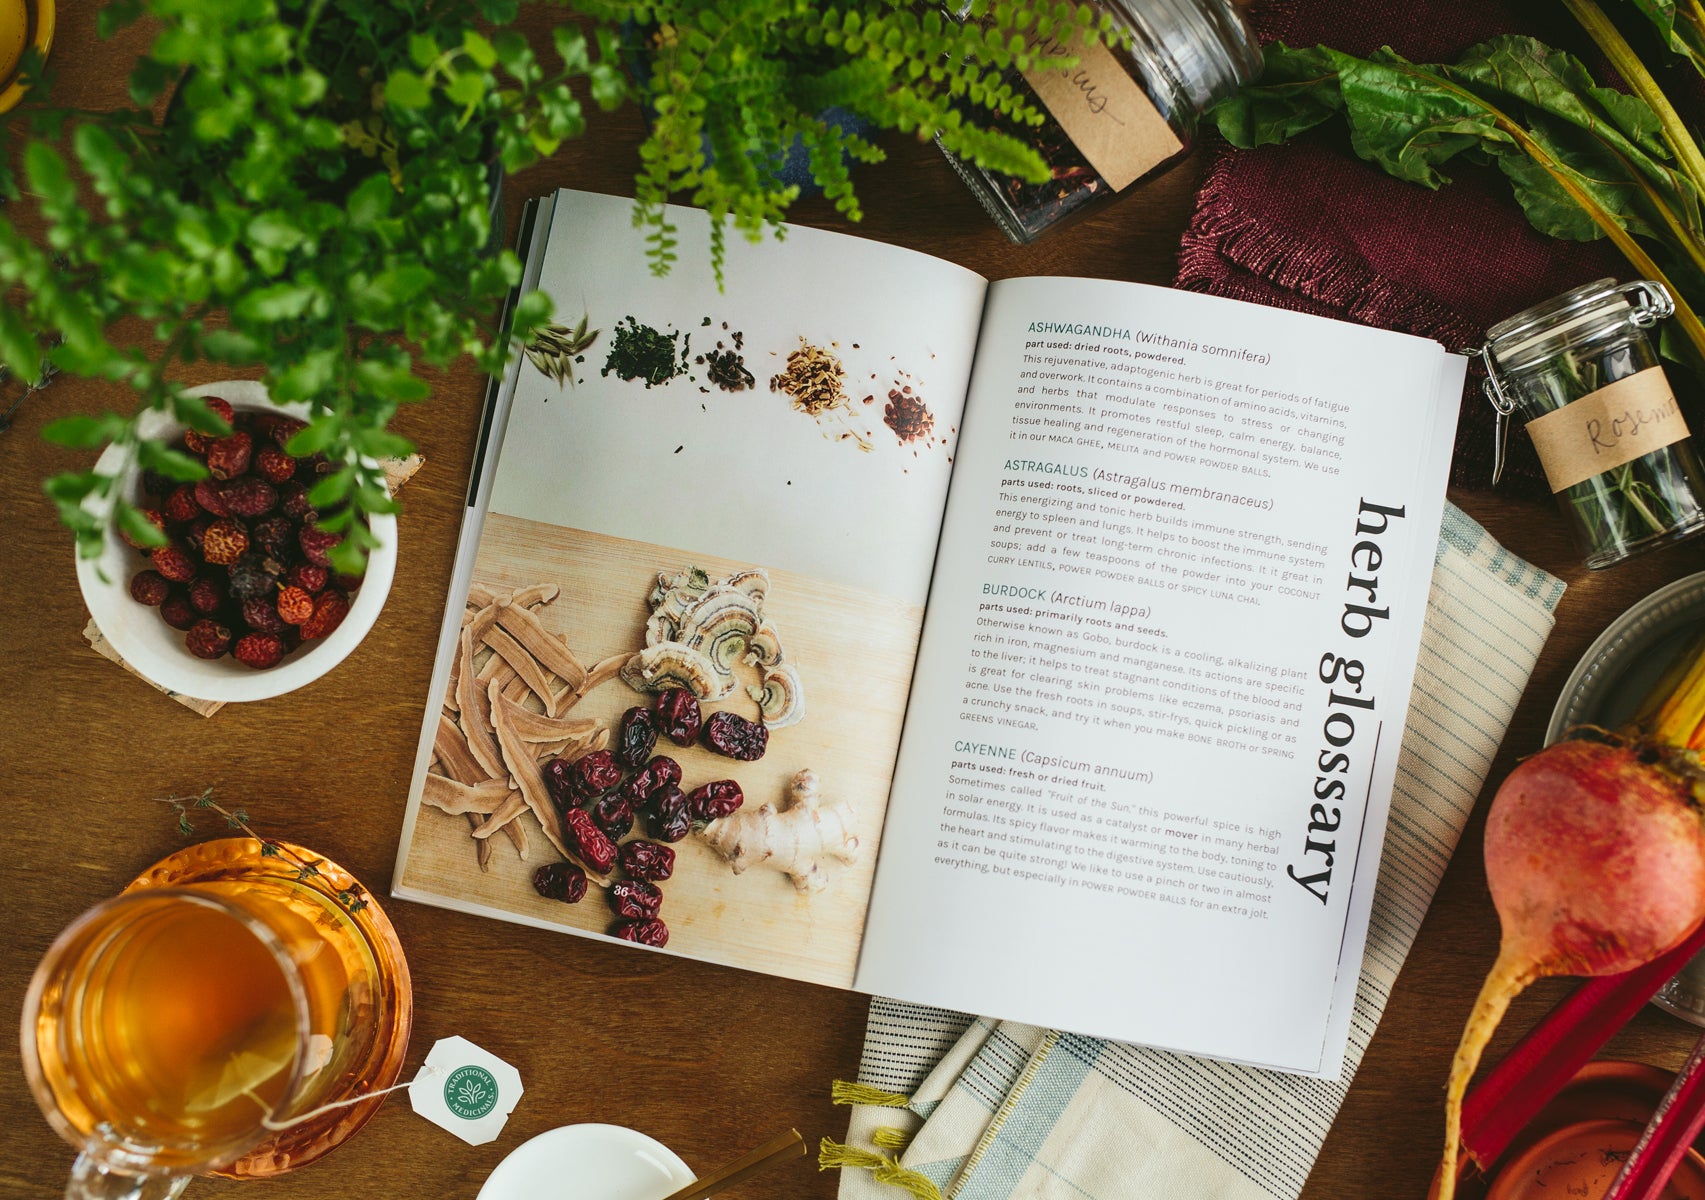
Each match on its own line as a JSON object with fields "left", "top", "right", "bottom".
{"left": 8, "top": 8, "right": 1705, "bottom": 1199}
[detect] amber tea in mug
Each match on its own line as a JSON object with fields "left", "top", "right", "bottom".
{"left": 22, "top": 839, "right": 412, "bottom": 1199}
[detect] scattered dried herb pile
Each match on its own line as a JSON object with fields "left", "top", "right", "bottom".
{"left": 602, "top": 317, "right": 689, "bottom": 388}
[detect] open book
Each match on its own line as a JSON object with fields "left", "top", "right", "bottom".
{"left": 392, "top": 189, "right": 1464, "bottom": 1078}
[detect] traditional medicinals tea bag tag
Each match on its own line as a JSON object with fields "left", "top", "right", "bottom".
{"left": 409, "top": 1036, "right": 523, "bottom": 1145}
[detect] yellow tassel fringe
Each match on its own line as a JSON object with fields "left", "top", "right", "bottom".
{"left": 831, "top": 1080, "right": 913, "bottom": 1107}
{"left": 872, "top": 1126, "right": 914, "bottom": 1150}
{"left": 818, "top": 1138, "right": 943, "bottom": 1200}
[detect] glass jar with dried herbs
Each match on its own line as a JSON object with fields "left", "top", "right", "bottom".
{"left": 1483, "top": 278, "right": 1705, "bottom": 568}
{"left": 940, "top": 0, "right": 1261, "bottom": 243}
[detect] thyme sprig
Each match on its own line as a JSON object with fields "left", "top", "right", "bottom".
{"left": 157, "top": 787, "right": 369, "bottom": 913}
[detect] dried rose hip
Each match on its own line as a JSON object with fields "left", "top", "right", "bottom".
{"left": 561, "top": 808, "right": 618, "bottom": 874}
{"left": 188, "top": 576, "right": 223, "bottom": 616}
{"left": 644, "top": 785, "right": 692, "bottom": 843}
{"left": 161, "top": 594, "right": 196, "bottom": 631}
{"left": 233, "top": 632, "right": 285, "bottom": 669}
{"left": 254, "top": 446, "right": 297, "bottom": 484}
{"left": 150, "top": 542, "right": 195, "bottom": 583}
{"left": 241, "top": 597, "right": 287, "bottom": 635}
{"left": 163, "top": 484, "right": 200, "bottom": 524}
{"left": 205, "top": 430, "right": 253, "bottom": 480}
{"left": 654, "top": 688, "right": 702, "bottom": 745}
{"left": 279, "top": 481, "right": 312, "bottom": 519}
{"left": 129, "top": 570, "right": 170, "bottom": 606}
{"left": 250, "top": 514, "right": 295, "bottom": 560}
{"left": 609, "top": 880, "right": 662, "bottom": 921}
{"left": 612, "top": 918, "right": 668, "bottom": 947}
{"left": 266, "top": 415, "right": 308, "bottom": 449}
{"left": 201, "top": 519, "right": 249, "bottom": 566}
{"left": 193, "top": 477, "right": 231, "bottom": 516}
{"left": 591, "top": 793, "right": 634, "bottom": 841}
{"left": 185, "top": 620, "right": 232, "bottom": 659}
{"left": 299, "top": 525, "right": 341, "bottom": 568}
{"left": 616, "top": 706, "right": 658, "bottom": 769}
{"left": 688, "top": 780, "right": 744, "bottom": 823}
{"left": 120, "top": 508, "right": 166, "bottom": 551}
{"left": 287, "top": 562, "right": 328, "bottom": 594}
{"left": 299, "top": 589, "right": 349, "bottom": 640}
{"left": 277, "top": 585, "right": 314, "bottom": 626}
{"left": 228, "top": 554, "right": 284, "bottom": 602}
{"left": 701, "top": 711, "right": 768, "bottom": 761}
{"left": 219, "top": 477, "right": 278, "bottom": 518}
{"left": 619, "top": 840, "right": 675, "bottom": 882}
{"left": 533, "top": 861, "right": 587, "bottom": 903}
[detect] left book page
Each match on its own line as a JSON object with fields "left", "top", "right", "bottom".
{"left": 393, "top": 190, "right": 988, "bottom": 988}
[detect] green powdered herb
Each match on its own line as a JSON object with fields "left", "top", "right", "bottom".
{"left": 602, "top": 317, "right": 690, "bottom": 388}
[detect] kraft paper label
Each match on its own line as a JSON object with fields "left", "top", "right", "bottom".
{"left": 1525, "top": 366, "right": 1691, "bottom": 492}
{"left": 1020, "top": 32, "right": 1183, "bottom": 191}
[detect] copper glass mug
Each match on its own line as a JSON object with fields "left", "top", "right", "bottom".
{"left": 20, "top": 840, "right": 411, "bottom": 1200}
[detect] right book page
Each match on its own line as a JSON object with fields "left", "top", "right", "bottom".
{"left": 853, "top": 276, "right": 1464, "bottom": 1077}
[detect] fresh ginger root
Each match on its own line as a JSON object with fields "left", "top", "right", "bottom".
{"left": 699, "top": 768, "right": 858, "bottom": 892}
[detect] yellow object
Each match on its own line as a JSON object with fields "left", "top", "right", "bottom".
{"left": 0, "top": 0, "right": 54, "bottom": 114}
{"left": 0, "top": 0, "right": 27, "bottom": 82}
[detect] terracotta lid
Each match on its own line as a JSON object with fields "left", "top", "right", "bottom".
{"left": 1486, "top": 1118, "right": 1705, "bottom": 1200}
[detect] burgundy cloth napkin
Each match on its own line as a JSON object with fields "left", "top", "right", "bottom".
{"left": 1173, "top": 0, "right": 1702, "bottom": 496}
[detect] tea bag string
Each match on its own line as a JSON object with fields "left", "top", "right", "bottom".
{"left": 244, "top": 1065, "right": 445, "bottom": 1131}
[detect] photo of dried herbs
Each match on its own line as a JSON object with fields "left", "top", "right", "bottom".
{"left": 694, "top": 321, "right": 754, "bottom": 392}
{"left": 601, "top": 316, "right": 691, "bottom": 387}
{"left": 523, "top": 314, "right": 601, "bottom": 390}
{"left": 398, "top": 521, "right": 923, "bottom": 987}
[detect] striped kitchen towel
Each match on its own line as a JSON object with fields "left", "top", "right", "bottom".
{"left": 832, "top": 502, "right": 1565, "bottom": 1200}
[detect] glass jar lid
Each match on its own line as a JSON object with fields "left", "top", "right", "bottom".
{"left": 1485, "top": 278, "right": 1673, "bottom": 372}
{"left": 1113, "top": 0, "right": 1263, "bottom": 112}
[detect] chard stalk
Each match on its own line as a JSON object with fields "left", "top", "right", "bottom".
{"left": 1565, "top": 0, "right": 1705, "bottom": 202}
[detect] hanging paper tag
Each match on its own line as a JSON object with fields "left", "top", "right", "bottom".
{"left": 409, "top": 1036, "right": 523, "bottom": 1146}
{"left": 1019, "top": 29, "right": 1183, "bottom": 191}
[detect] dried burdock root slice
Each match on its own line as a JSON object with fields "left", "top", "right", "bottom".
{"left": 495, "top": 600, "right": 586, "bottom": 688}
{"left": 424, "top": 775, "right": 512, "bottom": 815}
{"left": 470, "top": 791, "right": 528, "bottom": 839}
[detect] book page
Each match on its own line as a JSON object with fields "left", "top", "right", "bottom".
{"left": 393, "top": 191, "right": 988, "bottom": 989}
{"left": 855, "top": 276, "right": 1461, "bottom": 1074}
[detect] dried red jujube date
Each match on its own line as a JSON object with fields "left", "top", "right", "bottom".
{"left": 561, "top": 808, "right": 618, "bottom": 875}
{"left": 619, "top": 840, "right": 675, "bottom": 882}
{"left": 612, "top": 917, "right": 668, "bottom": 947}
{"left": 688, "top": 780, "right": 744, "bottom": 823}
{"left": 616, "top": 706, "right": 658, "bottom": 769}
{"left": 591, "top": 793, "right": 634, "bottom": 841}
{"left": 620, "top": 756, "right": 682, "bottom": 806}
{"left": 608, "top": 880, "right": 662, "bottom": 921}
{"left": 533, "top": 861, "right": 588, "bottom": 903}
{"left": 701, "top": 711, "right": 768, "bottom": 761}
{"left": 644, "top": 785, "right": 691, "bottom": 843}
{"left": 654, "top": 688, "right": 702, "bottom": 745}
{"left": 571, "top": 749, "right": 622, "bottom": 801}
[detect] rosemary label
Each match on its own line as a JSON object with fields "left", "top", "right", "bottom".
{"left": 1020, "top": 31, "right": 1182, "bottom": 192}
{"left": 1525, "top": 366, "right": 1691, "bottom": 492}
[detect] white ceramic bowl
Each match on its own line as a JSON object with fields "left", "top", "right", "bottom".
{"left": 75, "top": 381, "right": 397, "bottom": 702}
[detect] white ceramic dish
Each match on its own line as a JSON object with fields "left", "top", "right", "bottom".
{"left": 475, "top": 1124, "right": 695, "bottom": 1200}
{"left": 74, "top": 380, "right": 397, "bottom": 703}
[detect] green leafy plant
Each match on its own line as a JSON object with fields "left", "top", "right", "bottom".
{"left": 4, "top": 0, "right": 1110, "bottom": 569}
{"left": 2, "top": 0, "right": 625, "bottom": 570}
{"left": 1207, "top": 2, "right": 1705, "bottom": 374}
{"left": 573, "top": 0, "right": 1119, "bottom": 281}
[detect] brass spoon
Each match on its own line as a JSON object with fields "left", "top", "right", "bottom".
{"left": 656, "top": 1128, "right": 807, "bottom": 1200}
